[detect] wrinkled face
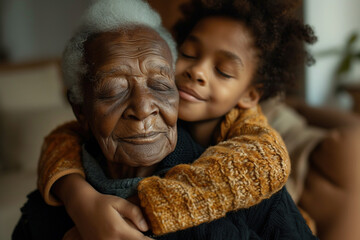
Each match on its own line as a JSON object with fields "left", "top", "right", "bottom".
{"left": 175, "top": 16, "right": 259, "bottom": 122}
{"left": 79, "top": 27, "right": 178, "bottom": 167}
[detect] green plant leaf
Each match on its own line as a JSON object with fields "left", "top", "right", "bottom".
{"left": 346, "top": 33, "right": 358, "bottom": 48}
{"left": 335, "top": 33, "right": 359, "bottom": 77}
{"left": 336, "top": 55, "right": 352, "bottom": 76}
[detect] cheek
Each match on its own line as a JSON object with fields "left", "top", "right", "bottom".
{"left": 175, "top": 59, "right": 186, "bottom": 76}
{"left": 90, "top": 102, "right": 122, "bottom": 139}
{"left": 212, "top": 85, "right": 241, "bottom": 107}
{"left": 159, "top": 93, "right": 179, "bottom": 126}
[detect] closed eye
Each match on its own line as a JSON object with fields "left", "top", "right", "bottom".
{"left": 180, "top": 52, "right": 196, "bottom": 59}
{"left": 149, "top": 77, "right": 176, "bottom": 92}
{"left": 97, "top": 90, "right": 125, "bottom": 101}
{"left": 95, "top": 78, "right": 128, "bottom": 101}
{"left": 215, "top": 67, "right": 233, "bottom": 79}
{"left": 151, "top": 82, "right": 173, "bottom": 91}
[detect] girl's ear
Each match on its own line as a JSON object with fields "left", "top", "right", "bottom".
{"left": 237, "top": 85, "right": 262, "bottom": 109}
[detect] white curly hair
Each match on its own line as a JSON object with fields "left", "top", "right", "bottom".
{"left": 63, "top": 0, "right": 177, "bottom": 104}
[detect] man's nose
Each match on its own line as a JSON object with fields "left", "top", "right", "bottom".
{"left": 123, "top": 87, "right": 159, "bottom": 121}
{"left": 185, "top": 61, "right": 207, "bottom": 86}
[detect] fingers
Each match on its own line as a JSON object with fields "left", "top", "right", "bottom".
{"left": 115, "top": 217, "right": 154, "bottom": 240}
{"left": 124, "top": 218, "right": 138, "bottom": 229}
{"left": 113, "top": 198, "right": 149, "bottom": 232}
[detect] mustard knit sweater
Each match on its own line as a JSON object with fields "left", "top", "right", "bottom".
{"left": 37, "top": 105, "right": 290, "bottom": 235}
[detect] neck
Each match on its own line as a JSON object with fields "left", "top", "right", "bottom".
{"left": 187, "top": 118, "right": 222, "bottom": 147}
{"left": 106, "top": 161, "right": 157, "bottom": 179}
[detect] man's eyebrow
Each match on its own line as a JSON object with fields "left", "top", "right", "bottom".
{"left": 145, "top": 61, "right": 173, "bottom": 78}
{"left": 95, "top": 65, "right": 132, "bottom": 80}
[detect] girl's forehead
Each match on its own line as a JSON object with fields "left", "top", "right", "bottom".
{"left": 186, "top": 16, "right": 258, "bottom": 61}
{"left": 192, "top": 16, "right": 252, "bottom": 39}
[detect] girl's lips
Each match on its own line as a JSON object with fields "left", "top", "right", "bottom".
{"left": 178, "top": 87, "right": 206, "bottom": 102}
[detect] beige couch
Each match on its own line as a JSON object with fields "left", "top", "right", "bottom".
{"left": 0, "top": 60, "right": 75, "bottom": 239}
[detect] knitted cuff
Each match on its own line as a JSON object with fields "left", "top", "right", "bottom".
{"left": 41, "top": 169, "right": 85, "bottom": 206}
{"left": 138, "top": 176, "right": 227, "bottom": 235}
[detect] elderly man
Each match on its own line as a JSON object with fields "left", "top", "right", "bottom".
{"left": 12, "top": 0, "right": 193, "bottom": 239}
{"left": 13, "top": 0, "right": 317, "bottom": 239}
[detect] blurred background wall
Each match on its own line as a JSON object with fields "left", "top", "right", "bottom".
{"left": 305, "top": 0, "right": 360, "bottom": 109}
{"left": 0, "top": 0, "right": 359, "bottom": 239}
{"left": 1, "top": 0, "right": 359, "bottom": 108}
{"left": 0, "top": 0, "right": 90, "bottom": 62}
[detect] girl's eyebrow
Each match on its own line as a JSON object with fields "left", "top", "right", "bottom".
{"left": 218, "top": 50, "right": 244, "bottom": 67}
{"left": 186, "top": 34, "right": 199, "bottom": 43}
{"left": 186, "top": 34, "right": 243, "bottom": 67}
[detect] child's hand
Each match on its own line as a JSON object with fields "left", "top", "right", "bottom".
{"left": 54, "top": 174, "right": 153, "bottom": 240}
{"left": 72, "top": 193, "right": 153, "bottom": 240}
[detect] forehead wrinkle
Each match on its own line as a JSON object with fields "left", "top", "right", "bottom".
{"left": 141, "top": 59, "right": 173, "bottom": 79}
{"left": 114, "top": 50, "right": 166, "bottom": 59}
{"left": 115, "top": 37, "right": 159, "bottom": 44}
{"left": 108, "top": 47, "right": 167, "bottom": 61}
{"left": 111, "top": 37, "right": 165, "bottom": 56}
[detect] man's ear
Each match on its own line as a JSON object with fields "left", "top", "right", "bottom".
{"left": 237, "top": 85, "right": 262, "bottom": 109}
{"left": 67, "top": 90, "right": 89, "bottom": 131}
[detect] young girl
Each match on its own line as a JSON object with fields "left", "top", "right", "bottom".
{"left": 36, "top": 0, "right": 316, "bottom": 238}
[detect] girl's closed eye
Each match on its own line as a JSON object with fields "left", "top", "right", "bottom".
{"left": 215, "top": 67, "right": 233, "bottom": 79}
{"left": 179, "top": 42, "right": 198, "bottom": 59}
{"left": 180, "top": 51, "right": 197, "bottom": 59}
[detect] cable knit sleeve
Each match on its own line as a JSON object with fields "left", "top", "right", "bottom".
{"left": 138, "top": 106, "right": 291, "bottom": 235}
{"left": 37, "top": 121, "right": 87, "bottom": 206}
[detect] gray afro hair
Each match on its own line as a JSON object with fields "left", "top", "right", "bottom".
{"left": 63, "top": 0, "right": 177, "bottom": 105}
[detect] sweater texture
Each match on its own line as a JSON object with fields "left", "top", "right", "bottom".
{"left": 37, "top": 105, "right": 292, "bottom": 235}
{"left": 138, "top": 106, "right": 291, "bottom": 234}
{"left": 81, "top": 125, "right": 316, "bottom": 240}
{"left": 154, "top": 187, "right": 317, "bottom": 240}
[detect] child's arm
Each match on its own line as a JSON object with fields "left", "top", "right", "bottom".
{"left": 138, "top": 106, "right": 291, "bottom": 235}
{"left": 37, "top": 121, "right": 86, "bottom": 206}
{"left": 39, "top": 106, "right": 290, "bottom": 236}
{"left": 54, "top": 174, "right": 151, "bottom": 240}
{"left": 38, "top": 122, "right": 151, "bottom": 240}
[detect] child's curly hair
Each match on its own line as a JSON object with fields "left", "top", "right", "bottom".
{"left": 173, "top": 0, "right": 317, "bottom": 101}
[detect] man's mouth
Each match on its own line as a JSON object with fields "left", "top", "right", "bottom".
{"left": 177, "top": 86, "right": 206, "bottom": 102}
{"left": 119, "top": 132, "right": 164, "bottom": 145}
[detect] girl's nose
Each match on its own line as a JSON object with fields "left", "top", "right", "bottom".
{"left": 185, "top": 62, "right": 207, "bottom": 86}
